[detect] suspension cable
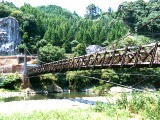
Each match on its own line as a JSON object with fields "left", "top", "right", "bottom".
{"left": 24, "top": 47, "right": 46, "bottom": 64}
{"left": 74, "top": 74, "right": 143, "bottom": 92}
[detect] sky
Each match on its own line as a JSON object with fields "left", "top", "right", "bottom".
{"left": 3, "top": 0, "right": 149, "bottom": 16}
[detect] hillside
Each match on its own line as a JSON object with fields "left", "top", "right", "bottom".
{"left": 37, "top": 5, "right": 77, "bottom": 19}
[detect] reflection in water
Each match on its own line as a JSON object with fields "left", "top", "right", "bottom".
{"left": 0, "top": 92, "right": 100, "bottom": 103}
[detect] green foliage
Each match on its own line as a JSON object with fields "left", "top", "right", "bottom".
{"left": 72, "top": 43, "right": 86, "bottom": 56}
{"left": 93, "top": 92, "right": 160, "bottom": 120}
{"left": 40, "top": 44, "right": 66, "bottom": 62}
{"left": 116, "top": 35, "right": 151, "bottom": 48}
{"left": 36, "top": 39, "right": 47, "bottom": 48}
{"left": 66, "top": 70, "right": 100, "bottom": 90}
{"left": 91, "top": 83, "right": 113, "bottom": 95}
{"left": 116, "top": 92, "right": 128, "bottom": 109}
{"left": 115, "top": 92, "right": 160, "bottom": 119}
{"left": 94, "top": 102, "right": 106, "bottom": 112}
{"left": 0, "top": 73, "right": 22, "bottom": 90}
{"left": 17, "top": 44, "right": 25, "bottom": 53}
{"left": 66, "top": 71, "right": 90, "bottom": 90}
{"left": 116, "top": 0, "right": 160, "bottom": 38}
{"left": 37, "top": 5, "right": 75, "bottom": 19}
{"left": 0, "top": 106, "right": 131, "bottom": 120}
{"left": 0, "top": 4, "right": 11, "bottom": 18}
{"left": 10, "top": 10, "right": 23, "bottom": 22}
{"left": 85, "top": 4, "right": 102, "bottom": 20}
{"left": 101, "top": 69, "right": 119, "bottom": 83}
{"left": 100, "top": 67, "right": 160, "bottom": 88}
{"left": 106, "top": 20, "right": 128, "bottom": 43}
{"left": 93, "top": 102, "right": 131, "bottom": 119}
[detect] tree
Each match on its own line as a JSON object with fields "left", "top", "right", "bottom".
{"left": 108, "top": 7, "right": 113, "bottom": 13}
{"left": 10, "top": 10, "right": 23, "bottom": 22}
{"left": 22, "top": 32, "right": 29, "bottom": 43}
{"left": 116, "top": 0, "right": 160, "bottom": 38}
{"left": 0, "top": 4, "right": 11, "bottom": 18}
{"left": 72, "top": 43, "right": 86, "bottom": 56}
{"left": 85, "top": 4, "right": 102, "bottom": 20}
{"left": 36, "top": 39, "right": 47, "bottom": 48}
{"left": 40, "top": 44, "right": 66, "bottom": 62}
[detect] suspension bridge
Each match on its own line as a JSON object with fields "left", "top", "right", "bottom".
{"left": 20, "top": 42, "right": 160, "bottom": 88}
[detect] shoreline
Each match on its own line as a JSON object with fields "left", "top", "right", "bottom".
{"left": 0, "top": 92, "right": 25, "bottom": 98}
{"left": 0, "top": 97, "right": 112, "bottom": 114}
{"left": 0, "top": 99, "right": 90, "bottom": 114}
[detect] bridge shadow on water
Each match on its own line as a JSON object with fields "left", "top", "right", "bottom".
{"left": 65, "top": 98, "right": 105, "bottom": 105}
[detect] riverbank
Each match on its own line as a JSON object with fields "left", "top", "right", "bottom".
{"left": 0, "top": 88, "right": 48, "bottom": 98}
{"left": 0, "top": 95, "right": 122, "bottom": 114}
{"left": 1, "top": 92, "right": 160, "bottom": 120}
{"left": 0, "top": 99, "right": 91, "bottom": 114}
{"left": 0, "top": 92, "right": 25, "bottom": 98}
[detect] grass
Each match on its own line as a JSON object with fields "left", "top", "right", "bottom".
{"left": 0, "top": 108, "right": 132, "bottom": 120}
{"left": 1, "top": 92, "right": 160, "bottom": 120}
{"left": 0, "top": 88, "right": 21, "bottom": 93}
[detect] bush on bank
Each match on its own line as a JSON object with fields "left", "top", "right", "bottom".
{"left": 0, "top": 73, "right": 22, "bottom": 90}
{"left": 30, "top": 67, "right": 160, "bottom": 92}
{"left": 93, "top": 91, "right": 160, "bottom": 120}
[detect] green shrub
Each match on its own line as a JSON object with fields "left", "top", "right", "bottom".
{"left": 144, "top": 95, "right": 160, "bottom": 120}
{"left": 94, "top": 102, "right": 106, "bottom": 112}
{"left": 0, "top": 73, "right": 22, "bottom": 90}
{"left": 116, "top": 92, "right": 128, "bottom": 109}
{"left": 40, "top": 44, "right": 66, "bottom": 63}
{"left": 66, "top": 70, "right": 99, "bottom": 91}
{"left": 91, "top": 83, "right": 113, "bottom": 95}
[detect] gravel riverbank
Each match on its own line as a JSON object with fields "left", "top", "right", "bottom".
{"left": 0, "top": 99, "right": 89, "bottom": 114}
{"left": 0, "top": 96, "right": 121, "bottom": 114}
{"left": 0, "top": 92, "right": 25, "bottom": 98}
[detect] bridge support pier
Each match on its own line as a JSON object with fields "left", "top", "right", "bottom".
{"left": 23, "top": 75, "right": 31, "bottom": 89}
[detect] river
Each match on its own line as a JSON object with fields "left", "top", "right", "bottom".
{"left": 0, "top": 92, "right": 101, "bottom": 102}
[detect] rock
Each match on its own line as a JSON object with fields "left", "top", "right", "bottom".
{"left": 109, "top": 86, "right": 132, "bottom": 94}
{"left": 25, "top": 88, "right": 36, "bottom": 94}
{"left": 63, "top": 89, "right": 70, "bottom": 93}
{"left": 86, "top": 45, "right": 106, "bottom": 54}
{"left": 81, "top": 88, "right": 92, "bottom": 93}
{"left": 136, "top": 84, "right": 156, "bottom": 92}
{"left": 0, "top": 17, "right": 21, "bottom": 55}
{"left": 47, "top": 84, "right": 63, "bottom": 93}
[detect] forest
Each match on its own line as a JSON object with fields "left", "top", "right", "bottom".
{"left": 0, "top": 0, "right": 160, "bottom": 91}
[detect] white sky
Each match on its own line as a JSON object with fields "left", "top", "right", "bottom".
{"left": 3, "top": 0, "right": 149, "bottom": 16}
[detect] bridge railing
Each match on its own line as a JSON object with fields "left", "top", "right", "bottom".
{"left": 27, "top": 43, "right": 160, "bottom": 76}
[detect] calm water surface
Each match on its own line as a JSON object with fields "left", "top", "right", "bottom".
{"left": 0, "top": 92, "right": 101, "bottom": 102}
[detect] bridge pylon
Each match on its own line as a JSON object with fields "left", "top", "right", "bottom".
{"left": 23, "top": 47, "right": 31, "bottom": 88}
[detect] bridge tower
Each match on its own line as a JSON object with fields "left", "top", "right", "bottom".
{"left": 23, "top": 48, "right": 31, "bottom": 88}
